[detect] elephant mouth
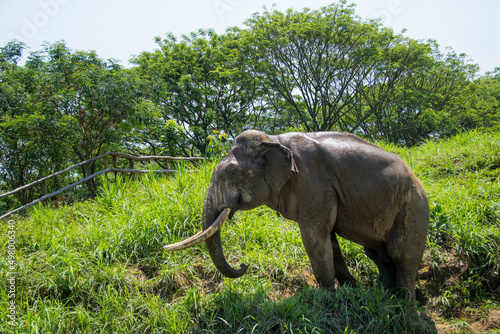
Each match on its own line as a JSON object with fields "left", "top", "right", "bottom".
{"left": 163, "top": 208, "right": 231, "bottom": 252}
{"left": 228, "top": 206, "right": 236, "bottom": 220}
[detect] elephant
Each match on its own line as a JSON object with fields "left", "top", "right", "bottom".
{"left": 164, "top": 130, "right": 429, "bottom": 300}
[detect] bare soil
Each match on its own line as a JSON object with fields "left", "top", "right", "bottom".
{"left": 418, "top": 249, "right": 500, "bottom": 333}
{"left": 434, "top": 310, "right": 500, "bottom": 333}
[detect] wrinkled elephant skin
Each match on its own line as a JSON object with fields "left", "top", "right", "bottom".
{"left": 201, "top": 130, "right": 428, "bottom": 299}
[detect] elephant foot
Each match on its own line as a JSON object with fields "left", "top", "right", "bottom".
{"left": 318, "top": 284, "right": 337, "bottom": 294}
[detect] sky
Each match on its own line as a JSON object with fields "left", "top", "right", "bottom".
{"left": 0, "top": 0, "right": 499, "bottom": 74}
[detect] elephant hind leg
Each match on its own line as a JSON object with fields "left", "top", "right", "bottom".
{"left": 393, "top": 262, "right": 420, "bottom": 299}
{"left": 386, "top": 205, "right": 428, "bottom": 300}
{"left": 331, "top": 232, "right": 357, "bottom": 287}
{"left": 388, "top": 234, "right": 426, "bottom": 299}
{"left": 364, "top": 245, "right": 397, "bottom": 290}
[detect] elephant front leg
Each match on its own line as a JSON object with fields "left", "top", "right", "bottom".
{"left": 299, "top": 224, "right": 336, "bottom": 290}
{"left": 331, "top": 232, "right": 357, "bottom": 287}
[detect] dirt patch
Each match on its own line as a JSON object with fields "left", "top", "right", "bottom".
{"left": 418, "top": 250, "right": 464, "bottom": 296}
{"left": 434, "top": 310, "right": 500, "bottom": 333}
{"left": 417, "top": 249, "right": 499, "bottom": 316}
{"left": 469, "top": 310, "right": 500, "bottom": 333}
{"left": 301, "top": 269, "right": 317, "bottom": 287}
{"left": 267, "top": 268, "right": 317, "bottom": 300}
{"left": 126, "top": 266, "right": 149, "bottom": 284}
{"left": 416, "top": 249, "right": 500, "bottom": 333}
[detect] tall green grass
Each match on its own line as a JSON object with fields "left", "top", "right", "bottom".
{"left": 1, "top": 130, "right": 499, "bottom": 333}
{"left": 380, "top": 130, "right": 500, "bottom": 316}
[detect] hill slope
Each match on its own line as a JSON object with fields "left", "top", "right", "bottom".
{"left": 1, "top": 130, "right": 499, "bottom": 333}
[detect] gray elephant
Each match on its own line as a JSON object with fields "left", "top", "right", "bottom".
{"left": 165, "top": 130, "right": 429, "bottom": 299}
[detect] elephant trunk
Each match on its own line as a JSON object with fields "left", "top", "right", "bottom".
{"left": 202, "top": 196, "right": 248, "bottom": 278}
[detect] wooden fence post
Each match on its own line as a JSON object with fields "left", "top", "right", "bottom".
{"left": 86, "top": 162, "right": 95, "bottom": 198}
{"left": 113, "top": 155, "right": 117, "bottom": 180}
{"left": 40, "top": 180, "right": 47, "bottom": 205}
{"left": 164, "top": 158, "right": 170, "bottom": 170}
{"left": 129, "top": 159, "right": 134, "bottom": 179}
{"left": 104, "top": 155, "right": 109, "bottom": 187}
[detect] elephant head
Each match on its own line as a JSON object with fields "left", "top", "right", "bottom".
{"left": 164, "top": 130, "right": 298, "bottom": 278}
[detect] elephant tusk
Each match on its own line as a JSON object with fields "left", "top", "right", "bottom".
{"left": 163, "top": 208, "right": 231, "bottom": 252}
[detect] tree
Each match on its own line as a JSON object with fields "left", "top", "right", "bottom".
{"left": 243, "top": 2, "right": 476, "bottom": 144}
{"left": 39, "top": 42, "right": 141, "bottom": 196}
{"left": 0, "top": 41, "right": 71, "bottom": 205}
{"left": 122, "top": 99, "right": 190, "bottom": 157}
{"left": 244, "top": 2, "right": 376, "bottom": 132}
{"left": 0, "top": 41, "right": 141, "bottom": 200}
{"left": 359, "top": 44, "right": 477, "bottom": 144}
{"left": 443, "top": 68, "right": 500, "bottom": 134}
{"left": 133, "top": 29, "right": 263, "bottom": 155}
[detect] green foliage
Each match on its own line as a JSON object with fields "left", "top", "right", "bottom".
{"left": 243, "top": 2, "right": 479, "bottom": 145}
{"left": 366, "top": 45, "right": 478, "bottom": 145}
{"left": 37, "top": 41, "right": 141, "bottom": 161}
{"left": 0, "top": 41, "right": 73, "bottom": 205}
{"left": 133, "top": 29, "right": 263, "bottom": 155}
{"left": 380, "top": 131, "right": 500, "bottom": 317}
{"left": 0, "top": 41, "right": 25, "bottom": 66}
{"left": 123, "top": 100, "right": 190, "bottom": 157}
{"left": 206, "top": 130, "right": 232, "bottom": 159}
{"left": 0, "top": 41, "right": 142, "bottom": 204}
{"left": 2, "top": 2, "right": 500, "bottom": 212}
{"left": 448, "top": 71, "right": 500, "bottom": 132}
{"left": 1, "top": 130, "right": 499, "bottom": 332}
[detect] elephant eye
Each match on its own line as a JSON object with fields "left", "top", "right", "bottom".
{"left": 228, "top": 164, "right": 238, "bottom": 176}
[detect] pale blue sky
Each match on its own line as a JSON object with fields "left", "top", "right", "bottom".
{"left": 1, "top": 0, "right": 498, "bottom": 74}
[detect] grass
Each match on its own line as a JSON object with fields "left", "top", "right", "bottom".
{"left": 1, "top": 130, "right": 499, "bottom": 333}
{"left": 380, "top": 130, "right": 500, "bottom": 319}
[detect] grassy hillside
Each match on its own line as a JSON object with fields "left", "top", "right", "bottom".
{"left": 1, "top": 130, "right": 499, "bottom": 333}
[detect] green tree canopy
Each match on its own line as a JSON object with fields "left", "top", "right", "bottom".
{"left": 0, "top": 41, "right": 72, "bottom": 204}
{"left": 1, "top": 2, "right": 499, "bottom": 210}
{"left": 133, "top": 29, "right": 263, "bottom": 155}
{"left": 243, "top": 1, "right": 478, "bottom": 144}
{"left": 0, "top": 41, "right": 141, "bottom": 200}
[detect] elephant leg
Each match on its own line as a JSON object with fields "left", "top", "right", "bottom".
{"left": 331, "top": 232, "right": 357, "bottom": 287}
{"left": 393, "top": 262, "right": 420, "bottom": 299}
{"left": 388, "top": 239, "right": 426, "bottom": 300}
{"left": 386, "top": 206, "right": 428, "bottom": 300}
{"left": 299, "top": 224, "right": 336, "bottom": 290}
{"left": 364, "top": 245, "right": 397, "bottom": 290}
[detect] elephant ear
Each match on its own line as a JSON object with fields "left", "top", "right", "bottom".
{"left": 260, "top": 141, "right": 299, "bottom": 193}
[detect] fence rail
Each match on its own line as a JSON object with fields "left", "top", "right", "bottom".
{"left": 0, "top": 152, "right": 204, "bottom": 220}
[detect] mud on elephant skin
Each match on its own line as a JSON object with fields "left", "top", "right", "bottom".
{"left": 164, "top": 130, "right": 429, "bottom": 300}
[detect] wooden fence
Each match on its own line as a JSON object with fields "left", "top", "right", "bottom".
{"left": 0, "top": 152, "right": 204, "bottom": 220}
